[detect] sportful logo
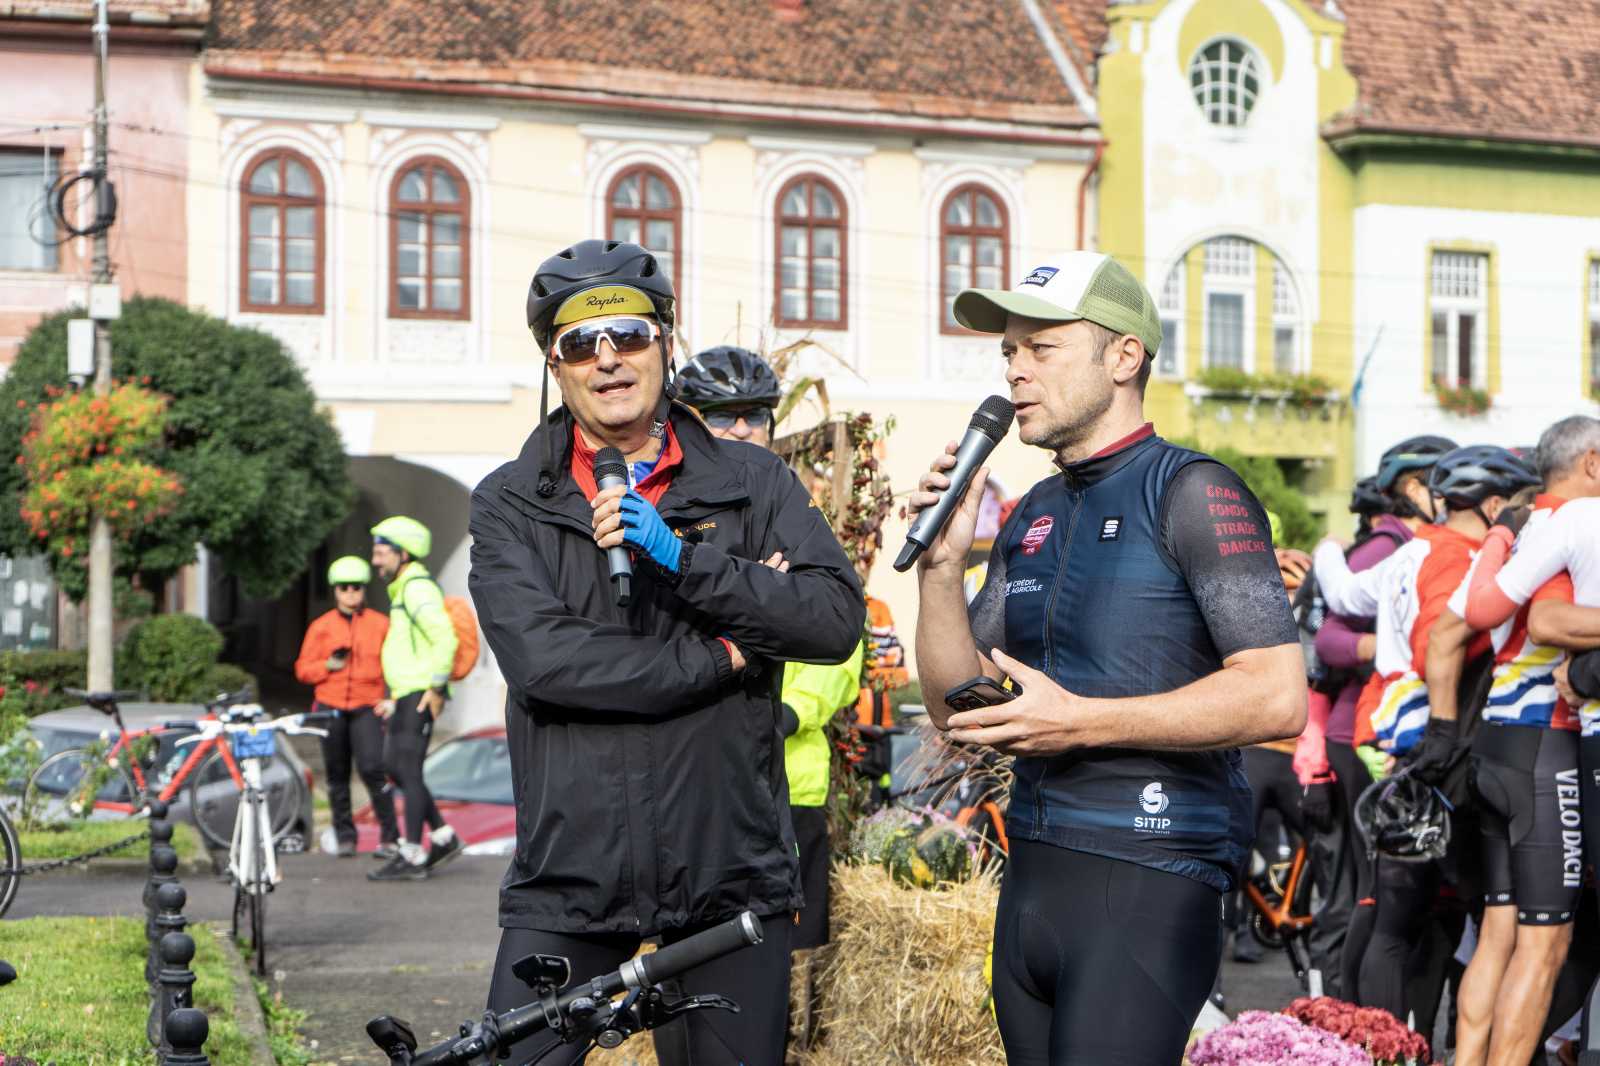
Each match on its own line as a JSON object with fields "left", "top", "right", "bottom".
{"left": 1099, "top": 516, "right": 1123, "bottom": 542}
{"left": 1020, "top": 266, "right": 1059, "bottom": 287}
{"left": 1021, "top": 515, "right": 1055, "bottom": 555}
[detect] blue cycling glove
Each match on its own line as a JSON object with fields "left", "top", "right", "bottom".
{"left": 619, "top": 490, "right": 682, "bottom": 573}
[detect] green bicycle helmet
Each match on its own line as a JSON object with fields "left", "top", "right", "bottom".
{"left": 327, "top": 555, "right": 371, "bottom": 585}
{"left": 371, "top": 515, "right": 431, "bottom": 559}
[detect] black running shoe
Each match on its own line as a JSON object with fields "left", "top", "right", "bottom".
{"left": 367, "top": 854, "right": 428, "bottom": 882}
{"left": 425, "top": 834, "right": 462, "bottom": 871}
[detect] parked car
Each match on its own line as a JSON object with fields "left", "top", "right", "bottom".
{"left": 23, "top": 701, "right": 317, "bottom": 849}
{"left": 332, "top": 726, "right": 514, "bottom": 857}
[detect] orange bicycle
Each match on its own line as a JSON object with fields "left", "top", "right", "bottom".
{"left": 22, "top": 689, "right": 306, "bottom": 847}
{"left": 1241, "top": 838, "right": 1317, "bottom": 988}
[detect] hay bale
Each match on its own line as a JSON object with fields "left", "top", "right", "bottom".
{"left": 806, "top": 862, "right": 1004, "bottom": 1066}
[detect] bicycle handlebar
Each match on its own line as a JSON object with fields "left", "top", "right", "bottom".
{"left": 174, "top": 712, "right": 329, "bottom": 747}
{"left": 380, "top": 912, "right": 763, "bottom": 1066}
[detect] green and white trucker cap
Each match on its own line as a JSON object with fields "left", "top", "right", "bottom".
{"left": 952, "top": 251, "right": 1162, "bottom": 357}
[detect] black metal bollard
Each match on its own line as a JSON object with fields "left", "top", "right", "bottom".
{"left": 161, "top": 1006, "right": 210, "bottom": 1066}
{"left": 147, "top": 795, "right": 171, "bottom": 823}
{"left": 147, "top": 880, "right": 187, "bottom": 986}
{"left": 144, "top": 843, "right": 179, "bottom": 933}
{"left": 149, "top": 931, "right": 196, "bottom": 1049}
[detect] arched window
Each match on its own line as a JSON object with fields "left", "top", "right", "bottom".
{"left": 940, "top": 184, "right": 1008, "bottom": 332}
{"left": 606, "top": 165, "right": 681, "bottom": 286}
{"left": 775, "top": 175, "right": 847, "bottom": 329}
{"left": 1189, "top": 40, "right": 1261, "bottom": 127}
{"left": 241, "top": 149, "right": 323, "bottom": 313}
{"left": 389, "top": 157, "right": 470, "bottom": 319}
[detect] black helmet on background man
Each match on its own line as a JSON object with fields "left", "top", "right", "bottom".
{"left": 676, "top": 347, "right": 783, "bottom": 412}
{"left": 1428, "top": 445, "right": 1540, "bottom": 510}
{"left": 1354, "top": 770, "right": 1451, "bottom": 862}
{"left": 1349, "top": 475, "right": 1388, "bottom": 518}
{"left": 1375, "top": 435, "right": 1457, "bottom": 492}
{"left": 526, "top": 239, "right": 676, "bottom": 352}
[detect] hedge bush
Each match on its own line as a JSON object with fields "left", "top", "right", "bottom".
{"left": 0, "top": 625, "right": 256, "bottom": 713}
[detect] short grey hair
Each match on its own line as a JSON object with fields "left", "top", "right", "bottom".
{"left": 1535, "top": 415, "right": 1600, "bottom": 481}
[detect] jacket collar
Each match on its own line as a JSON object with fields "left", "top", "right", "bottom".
{"left": 503, "top": 403, "right": 748, "bottom": 525}
{"left": 1055, "top": 422, "right": 1158, "bottom": 489}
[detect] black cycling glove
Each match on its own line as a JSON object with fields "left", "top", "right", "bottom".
{"left": 1569, "top": 648, "right": 1600, "bottom": 703}
{"left": 1493, "top": 505, "right": 1531, "bottom": 538}
{"left": 1301, "top": 777, "right": 1335, "bottom": 831}
{"left": 1405, "top": 717, "right": 1459, "bottom": 786}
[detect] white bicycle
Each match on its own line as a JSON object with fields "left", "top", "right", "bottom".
{"left": 178, "top": 707, "right": 328, "bottom": 976}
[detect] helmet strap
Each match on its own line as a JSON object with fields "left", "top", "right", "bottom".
{"left": 537, "top": 353, "right": 558, "bottom": 497}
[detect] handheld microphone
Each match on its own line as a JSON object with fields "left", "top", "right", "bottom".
{"left": 593, "top": 447, "right": 633, "bottom": 607}
{"left": 893, "top": 395, "right": 1015, "bottom": 572}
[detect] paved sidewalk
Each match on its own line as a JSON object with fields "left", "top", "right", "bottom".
{"left": 9, "top": 849, "right": 504, "bottom": 1064}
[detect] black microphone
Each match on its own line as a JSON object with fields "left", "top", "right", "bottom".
{"left": 893, "top": 395, "right": 1015, "bottom": 572}
{"left": 593, "top": 447, "right": 633, "bottom": 607}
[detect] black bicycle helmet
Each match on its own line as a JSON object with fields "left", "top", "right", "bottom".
{"left": 1428, "top": 445, "right": 1540, "bottom": 510}
{"left": 526, "top": 239, "right": 676, "bottom": 351}
{"left": 1375, "top": 435, "right": 1457, "bottom": 492}
{"left": 525, "top": 239, "right": 678, "bottom": 497}
{"left": 676, "top": 347, "right": 783, "bottom": 412}
{"left": 1354, "top": 770, "right": 1451, "bottom": 863}
{"left": 1349, "top": 475, "right": 1388, "bottom": 518}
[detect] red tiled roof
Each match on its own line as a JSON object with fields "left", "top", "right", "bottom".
{"left": 1053, "top": 0, "right": 1600, "bottom": 149}
{"left": 203, "top": 0, "right": 1093, "bottom": 128}
{"left": 1329, "top": 0, "right": 1600, "bottom": 149}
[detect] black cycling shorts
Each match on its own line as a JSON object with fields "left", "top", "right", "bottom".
{"left": 1472, "top": 723, "right": 1583, "bottom": 925}
{"left": 992, "top": 840, "right": 1223, "bottom": 1065}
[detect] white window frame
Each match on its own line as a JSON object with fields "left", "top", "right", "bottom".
{"left": 1429, "top": 251, "right": 1487, "bottom": 390}
{"left": 1156, "top": 257, "right": 1184, "bottom": 378}
{"left": 1271, "top": 260, "right": 1301, "bottom": 375}
{"left": 1189, "top": 39, "right": 1263, "bottom": 128}
{"left": 1202, "top": 237, "right": 1255, "bottom": 372}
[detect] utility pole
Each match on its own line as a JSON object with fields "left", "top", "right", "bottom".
{"left": 86, "top": 0, "right": 115, "bottom": 691}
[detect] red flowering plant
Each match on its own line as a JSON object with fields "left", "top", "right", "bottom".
{"left": 16, "top": 382, "right": 182, "bottom": 572}
{"left": 1284, "top": 996, "right": 1431, "bottom": 1065}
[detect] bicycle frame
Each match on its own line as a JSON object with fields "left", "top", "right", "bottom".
{"left": 1242, "top": 840, "right": 1313, "bottom": 937}
{"left": 230, "top": 755, "right": 278, "bottom": 893}
{"left": 87, "top": 715, "right": 244, "bottom": 815}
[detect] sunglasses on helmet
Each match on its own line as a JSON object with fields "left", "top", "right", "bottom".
{"left": 551, "top": 316, "right": 660, "bottom": 364}
{"left": 334, "top": 583, "right": 365, "bottom": 592}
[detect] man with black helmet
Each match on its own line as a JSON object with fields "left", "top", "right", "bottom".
{"left": 676, "top": 345, "right": 783, "bottom": 446}
{"left": 467, "top": 240, "right": 864, "bottom": 1066}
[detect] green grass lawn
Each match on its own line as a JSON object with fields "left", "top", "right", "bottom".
{"left": 17, "top": 818, "right": 202, "bottom": 863}
{"left": 0, "top": 916, "right": 255, "bottom": 1066}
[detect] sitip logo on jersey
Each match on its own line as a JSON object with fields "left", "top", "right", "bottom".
{"left": 1021, "top": 515, "right": 1055, "bottom": 555}
{"left": 1135, "top": 781, "right": 1172, "bottom": 832}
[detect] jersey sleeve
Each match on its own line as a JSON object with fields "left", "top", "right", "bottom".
{"left": 1496, "top": 501, "right": 1587, "bottom": 604}
{"left": 1160, "top": 461, "right": 1300, "bottom": 659}
{"left": 1532, "top": 571, "right": 1576, "bottom": 605}
{"left": 1314, "top": 540, "right": 1385, "bottom": 618}
{"left": 1411, "top": 546, "right": 1475, "bottom": 674}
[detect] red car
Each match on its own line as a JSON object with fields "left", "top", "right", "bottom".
{"left": 328, "top": 726, "right": 516, "bottom": 858}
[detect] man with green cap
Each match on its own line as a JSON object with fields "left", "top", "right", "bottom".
{"left": 907, "top": 251, "right": 1307, "bottom": 1064}
{"left": 368, "top": 515, "right": 461, "bottom": 882}
{"left": 294, "top": 555, "right": 397, "bottom": 857}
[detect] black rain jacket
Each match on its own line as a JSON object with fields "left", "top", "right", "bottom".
{"left": 468, "top": 403, "right": 864, "bottom": 935}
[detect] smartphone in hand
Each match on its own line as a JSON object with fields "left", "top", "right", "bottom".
{"left": 943, "top": 675, "right": 1020, "bottom": 712}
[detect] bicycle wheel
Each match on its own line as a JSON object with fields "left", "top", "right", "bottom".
{"left": 0, "top": 807, "right": 20, "bottom": 918}
{"left": 23, "top": 749, "right": 138, "bottom": 827}
{"left": 188, "top": 748, "right": 307, "bottom": 849}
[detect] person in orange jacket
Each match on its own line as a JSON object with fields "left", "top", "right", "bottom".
{"left": 295, "top": 555, "right": 398, "bottom": 858}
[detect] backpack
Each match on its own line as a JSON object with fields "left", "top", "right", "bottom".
{"left": 399, "top": 577, "right": 481, "bottom": 682}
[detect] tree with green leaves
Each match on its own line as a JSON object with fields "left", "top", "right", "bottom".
{"left": 0, "top": 297, "right": 352, "bottom": 602}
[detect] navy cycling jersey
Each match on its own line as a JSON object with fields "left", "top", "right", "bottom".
{"left": 969, "top": 426, "right": 1299, "bottom": 891}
